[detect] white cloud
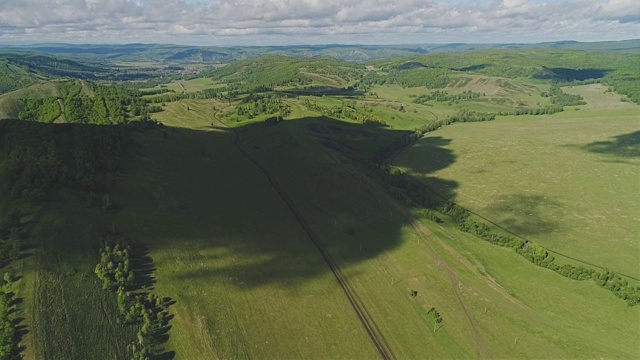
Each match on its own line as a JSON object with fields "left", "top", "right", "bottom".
{"left": 0, "top": 0, "right": 637, "bottom": 44}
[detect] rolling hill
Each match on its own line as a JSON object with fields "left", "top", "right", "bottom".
{"left": 0, "top": 45, "right": 638, "bottom": 359}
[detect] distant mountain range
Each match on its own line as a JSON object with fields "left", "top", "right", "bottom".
{"left": 1, "top": 39, "right": 638, "bottom": 64}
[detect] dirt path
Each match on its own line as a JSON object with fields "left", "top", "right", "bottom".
{"left": 178, "top": 81, "right": 186, "bottom": 94}
{"left": 211, "top": 110, "right": 396, "bottom": 360}
{"left": 403, "top": 212, "right": 493, "bottom": 359}
{"left": 55, "top": 98, "right": 66, "bottom": 123}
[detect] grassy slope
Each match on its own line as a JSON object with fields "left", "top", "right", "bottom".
{"left": 0, "top": 186, "right": 136, "bottom": 356}
{"left": 0, "top": 60, "right": 37, "bottom": 94}
{"left": 421, "top": 217, "right": 640, "bottom": 359}
{"left": 394, "top": 84, "right": 640, "bottom": 279}
{"left": 0, "top": 82, "right": 59, "bottom": 119}
{"left": 24, "top": 200, "right": 137, "bottom": 359}
{"left": 120, "top": 94, "right": 638, "bottom": 358}
{"left": 113, "top": 100, "right": 379, "bottom": 359}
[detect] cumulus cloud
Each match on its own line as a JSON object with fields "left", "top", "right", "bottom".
{"left": 0, "top": 0, "right": 637, "bottom": 44}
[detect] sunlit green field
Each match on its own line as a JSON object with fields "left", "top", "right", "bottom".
{"left": 395, "top": 84, "right": 640, "bottom": 278}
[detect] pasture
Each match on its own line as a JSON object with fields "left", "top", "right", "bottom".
{"left": 394, "top": 85, "right": 640, "bottom": 279}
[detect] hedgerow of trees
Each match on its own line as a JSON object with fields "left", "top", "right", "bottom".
{"left": 95, "top": 232, "right": 171, "bottom": 359}
{"left": 358, "top": 67, "right": 449, "bottom": 89}
{"left": 0, "top": 210, "right": 24, "bottom": 266}
{"left": 302, "top": 99, "right": 388, "bottom": 127}
{"left": 369, "top": 160, "right": 640, "bottom": 305}
{"left": 0, "top": 273, "right": 19, "bottom": 359}
{"left": 373, "top": 110, "right": 495, "bottom": 162}
{"left": 235, "top": 93, "right": 291, "bottom": 119}
{"left": 351, "top": 101, "right": 640, "bottom": 305}
{"left": 412, "top": 90, "right": 483, "bottom": 104}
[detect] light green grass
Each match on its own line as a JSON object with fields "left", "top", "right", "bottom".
{"left": 420, "top": 217, "right": 640, "bottom": 359}
{"left": 395, "top": 86, "right": 640, "bottom": 278}
{"left": 140, "top": 78, "right": 219, "bottom": 95}
{"left": 14, "top": 199, "right": 137, "bottom": 359}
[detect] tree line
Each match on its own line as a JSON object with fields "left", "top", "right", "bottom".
{"left": 0, "top": 210, "right": 27, "bottom": 359}
{"left": 0, "top": 273, "right": 20, "bottom": 360}
{"left": 235, "top": 93, "right": 291, "bottom": 120}
{"left": 95, "top": 231, "right": 172, "bottom": 360}
{"left": 0, "top": 210, "right": 24, "bottom": 266}
{"left": 301, "top": 99, "right": 388, "bottom": 127}
{"left": 0, "top": 120, "right": 131, "bottom": 201}
{"left": 412, "top": 90, "right": 483, "bottom": 104}
{"left": 357, "top": 67, "right": 450, "bottom": 89}
{"left": 370, "top": 160, "right": 640, "bottom": 305}
{"left": 361, "top": 108, "right": 640, "bottom": 305}
{"left": 373, "top": 110, "right": 495, "bottom": 162}
{"left": 17, "top": 80, "right": 166, "bottom": 125}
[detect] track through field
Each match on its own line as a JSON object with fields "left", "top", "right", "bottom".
{"left": 212, "top": 112, "right": 396, "bottom": 360}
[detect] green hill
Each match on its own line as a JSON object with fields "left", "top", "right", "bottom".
{"left": 0, "top": 59, "right": 38, "bottom": 94}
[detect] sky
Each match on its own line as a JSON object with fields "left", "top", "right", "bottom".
{"left": 0, "top": 0, "right": 638, "bottom": 45}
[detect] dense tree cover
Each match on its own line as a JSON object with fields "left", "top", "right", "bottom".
{"left": 499, "top": 106, "right": 565, "bottom": 116}
{"left": 301, "top": 99, "right": 388, "bottom": 127}
{"left": 94, "top": 240, "right": 135, "bottom": 290}
{"left": 63, "top": 82, "right": 129, "bottom": 124}
{"left": 0, "top": 210, "right": 24, "bottom": 265}
{"left": 144, "top": 86, "right": 227, "bottom": 104}
{"left": 543, "top": 84, "right": 586, "bottom": 106}
{"left": 137, "top": 88, "right": 175, "bottom": 96}
{"left": 0, "top": 120, "right": 129, "bottom": 200}
{"left": 95, "top": 232, "right": 172, "bottom": 359}
{"left": 412, "top": 90, "right": 483, "bottom": 104}
{"left": 0, "top": 60, "right": 36, "bottom": 94}
{"left": 18, "top": 97, "right": 61, "bottom": 123}
{"left": 606, "top": 74, "right": 640, "bottom": 104}
{"left": 15, "top": 80, "right": 166, "bottom": 125}
{"left": 0, "top": 121, "right": 65, "bottom": 200}
{"left": 417, "top": 208, "right": 442, "bottom": 223}
{"left": 0, "top": 274, "right": 19, "bottom": 360}
{"left": 235, "top": 93, "right": 291, "bottom": 119}
{"left": 495, "top": 86, "right": 586, "bottom": 116}
{"left": 70, "top": 125, "right": 127, "bottom": 192}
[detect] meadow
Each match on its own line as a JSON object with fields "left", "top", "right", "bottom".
{"left": 394, "top": 84, "right": 640, "bottom": 279}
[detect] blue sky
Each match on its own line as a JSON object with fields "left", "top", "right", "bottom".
{"left": 0, "top": 0, "right": 638, "bottom": 45}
